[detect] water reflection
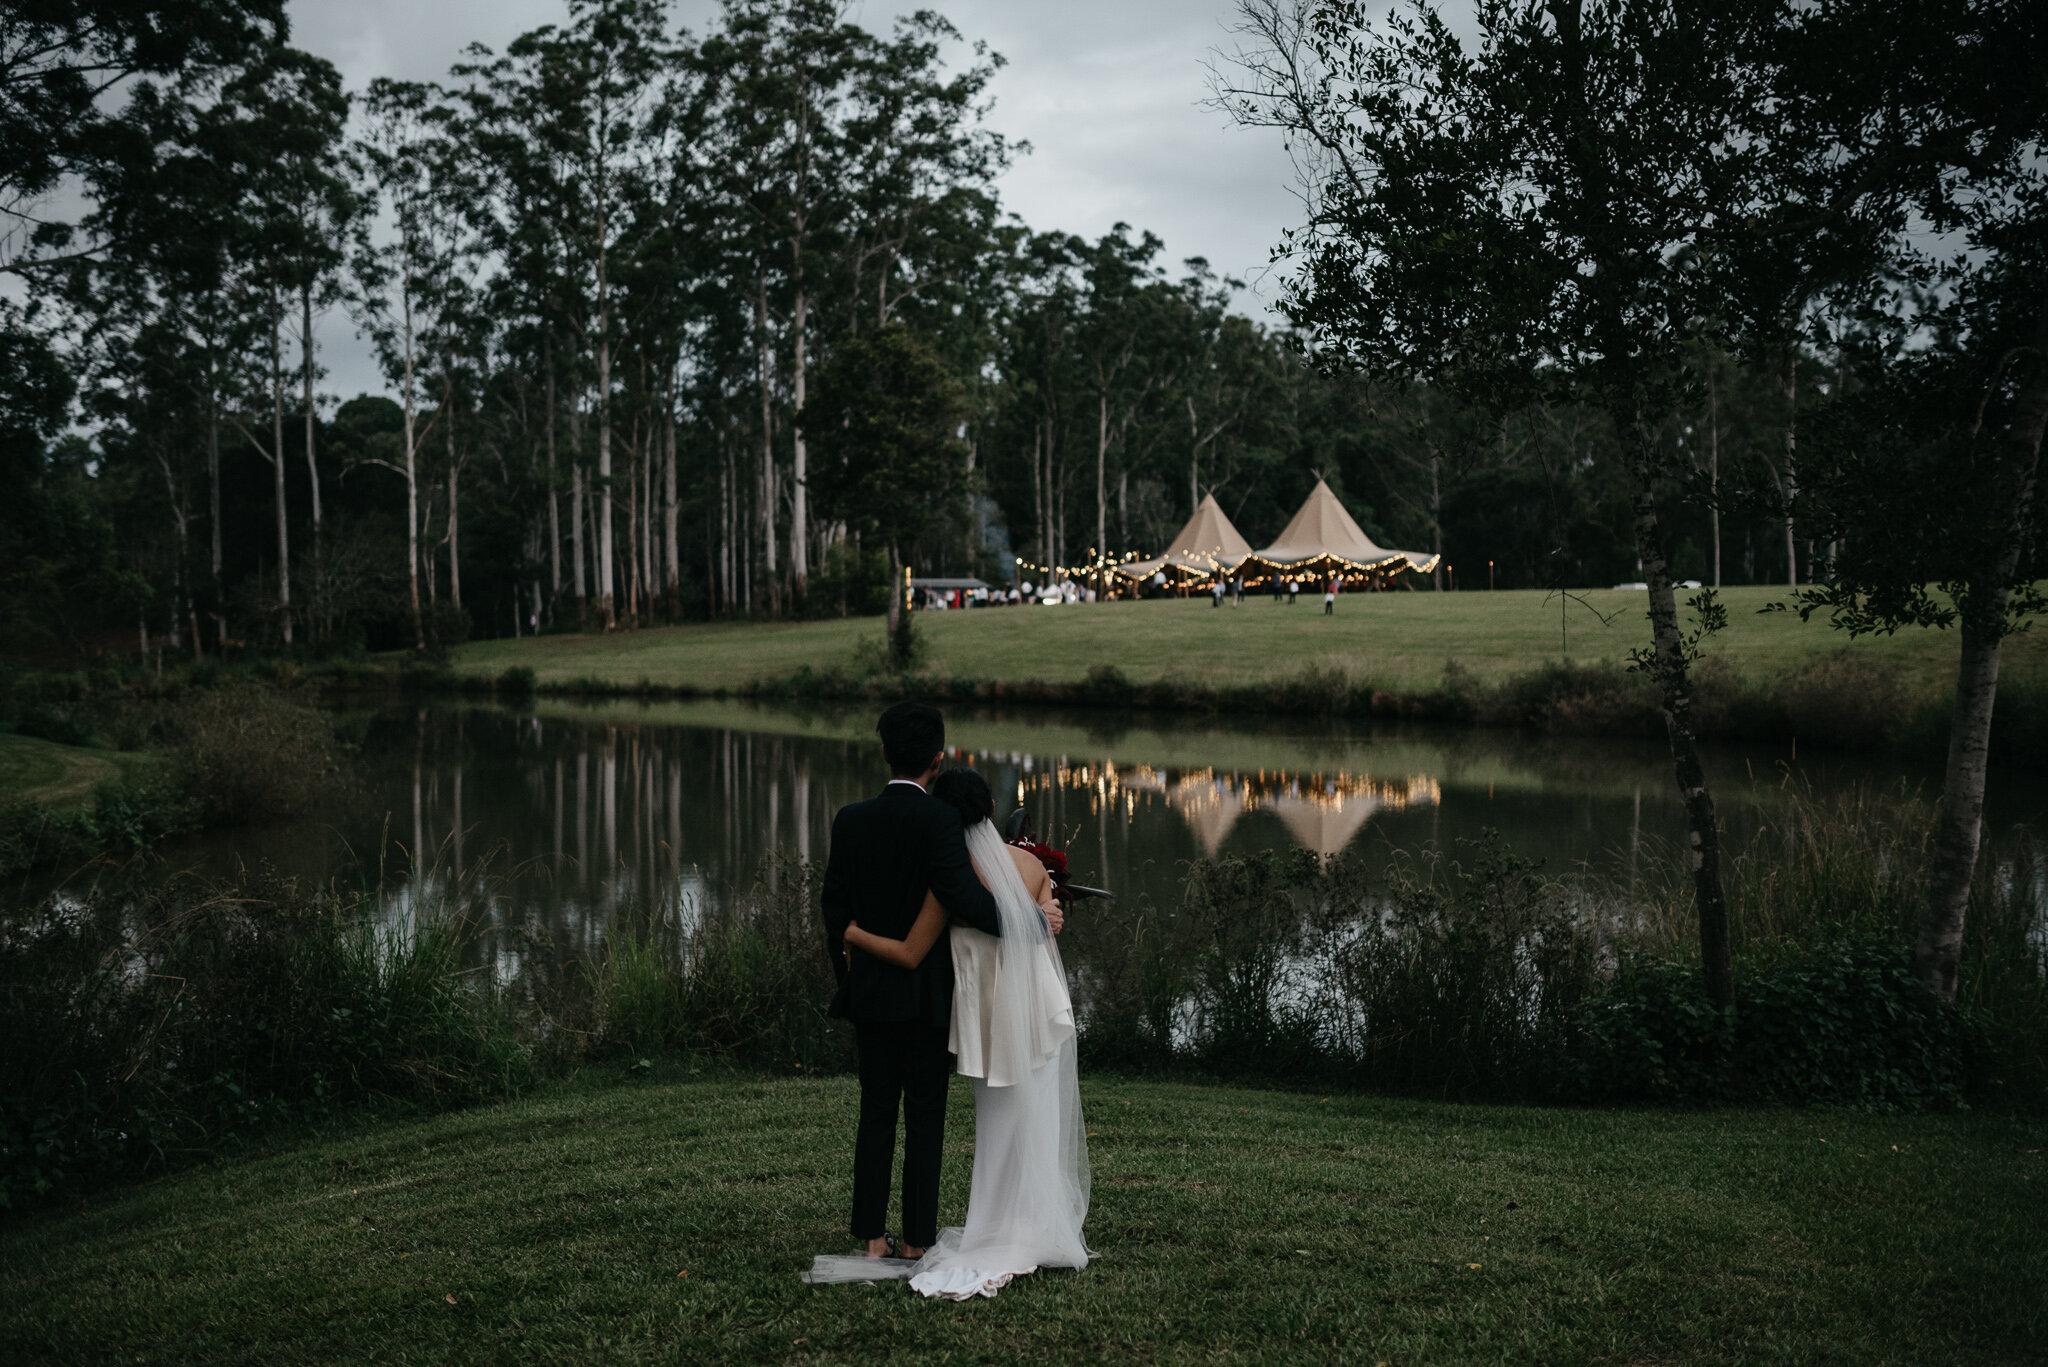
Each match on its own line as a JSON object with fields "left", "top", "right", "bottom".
{"left": 1027, "top": 762, "right": 1442, "bottom": 858}
{"left": 112, "top": 698, "right": 2048, "bottom": 992}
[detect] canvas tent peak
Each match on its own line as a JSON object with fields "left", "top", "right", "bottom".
{"left": 1115, "top": 492, "right": 1256, "bottom": 580}
{"left": 1242, "top": 478, "right": 1439, "bottom": 578}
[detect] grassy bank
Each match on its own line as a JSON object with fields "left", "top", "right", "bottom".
{"left": 0, "top": 732, "right": 154, "bottom": 810}
{"left": 0, "top": 680, "right": 343, "bottom": 876}
{"left": 437, "top": 589, "right": 2048, "bottom": 761}
{"left": 4, "top": 1071, "right": 2042, "bottom": 1366}
{"left": 451, "top": 587, "right": 2048, "bottom": 695}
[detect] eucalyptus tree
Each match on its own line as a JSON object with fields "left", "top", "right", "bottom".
{"left": 697, "top": 0, "right": 866, "bottom": 609}
{"left": 0, "top": 0, "right": 286, "bottom": 279}
{"left": 998, "top": 231, "right": 1087, "bottom": 572}
{"left": 352, "top": 77, "right": 474, "bottom": 652}
{"left": 210, "top": 46, "right": 348, "bottom": 646}
{"left": 1076, "top": 224, "right": 1168, "bottom": 570}
{"left": 1766, "top": 0, "right": 2048, "bottom": 1001}
{"left": 807, "top": 325, "right": 972, "bottom": 664}
{"left": 1167, "top": 260, "right": 1272, "bottom": 519}
{"left": 461, "top": 0, "right": 675, "bottom": 630}
{"left": 1217, "top": 0, "right": 1791, "bottom": 1006}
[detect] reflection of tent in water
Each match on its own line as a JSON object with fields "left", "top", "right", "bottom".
{"left": 1150, "top": 767, "right": 1441, "bottom": 858}
{"left": 1116, "top": 493, "right": 1255, "bottom": 581}
{"left": 1261, "top": 792, "right": 1382, "bottom": 859}
{"left": 1169, "top": 773, "right": 1247, "bottom": 856}
{"left": 1240, "top": 478, "right": 1439, "bottom": 582}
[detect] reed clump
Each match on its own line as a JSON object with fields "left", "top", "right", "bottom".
{"left": 591, "top": 855, "right": 846, "bottom": 1073}
{"left": 0, "top": 864, "right": 536, "bottom": 1209}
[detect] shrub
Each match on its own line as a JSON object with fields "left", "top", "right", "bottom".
{"left": 1776, "top": 650, "right": 1905, "bottom": 750}
{"left": 14, "top": 702, "right": 101, "bottom": 748}
{"left": 0, "top": 867, "right": 535, "bottom": 1209}
{"left": 1479, "top": 660, "right": 1661, "bottom": 734}
{"left": 592, "top": 856, "right": 845, "bottom": 1072}
{"left": 159, "top": 681, "right": 343, "bottom": 825}
{"left": 496, "top": 664, "right": 538, "bottom": 698}
{"left": 1082, "top": 663, "right": 1136, "bottom": 707}
{"left": 421, "top": 602, "right": 471, "bottom": 665}
{"left": 1573, "top": 937, "right": 1977, "bottom": 1109}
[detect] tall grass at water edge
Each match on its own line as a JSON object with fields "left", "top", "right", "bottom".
{"left": 0, "top": 863, "right": 539, "bottom": 1210}
{"left": 7, "top": 788, "right": 2042, "bottom": 1211}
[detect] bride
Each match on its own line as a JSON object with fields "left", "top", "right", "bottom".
{"left": 804, "top": 768, "right": 1091, "bottom": 1300}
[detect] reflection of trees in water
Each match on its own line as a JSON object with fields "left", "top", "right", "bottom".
{"left": 383, "top": 709, "right": 864, "bottom": 995}
{"left": 355, "top": 705, "right": 2028, "bottom": 1014}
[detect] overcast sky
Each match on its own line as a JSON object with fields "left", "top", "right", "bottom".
{"left": 284, "top": 0, "right": 1300, "bottom": 401}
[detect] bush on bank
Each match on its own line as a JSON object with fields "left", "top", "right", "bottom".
{"left": 0, "top": 679, "right": 344, "bottom": 876}
{"left": 0, "top": 867, "right": 539, "bottom": 1210}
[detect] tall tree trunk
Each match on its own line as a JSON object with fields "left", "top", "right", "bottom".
{"left": 271, "top": 307, "right": 292, "bottom": 645}
{"left": 663, "top": 371, "right": 679, "bottom": 612}
{"left": 205, "top": 317, "right": 224, "bottom": 651}
{"left": 1621, "top": 415, "right": 1733, "bottom": 1009}
{"left": 546, "top": 334, "right": 561, "bottom": 605}
{"left": 570, "top": 397, "right": 587, "bottom": 621}
{"left": 1922, "top": 604, "right": 2007, "bottom": 1001}
{"left": 1917, "top": 330, "right": 2048, "bottom": 999}
{"left": 596, "top": 330, "right": 616, "bottom": 630}
{"left": 1429, "top": 455, "right": 1444, "bottom": 591}
{"left": 1095, "top": 387, "right": 1108, "bottom": 565}
{"left": 301, "top": 283, "right": 322, "bottom": 639}
{"left": 1782, "top": 355, "right": 1798, "bottom": 585}
{"left": 755, "top": 282, "right": 778, "bottom": 612}
{"left": 790, "top": 283, "right": 809, "bottom": 603}
{"left": 445, "top": 424, "right": 461, "bottom": 613}
{"left": 209, "top": 375, "right": 224, "bottom": 647}
{"left": 1709, "top": 366, "right": 1722, "bottom": 589}
{"left": 886, "top": 542, "right": 904, "bottom": 666}
{"left": 401, "top": 286, "right": 423, "bottom": 651}
{"left": 1033, "top": 422, "right": 1046, "bottom": 576}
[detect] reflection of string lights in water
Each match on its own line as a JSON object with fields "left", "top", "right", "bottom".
{"left": 1018, "top": 760, "right": 1441, "bottom": 857}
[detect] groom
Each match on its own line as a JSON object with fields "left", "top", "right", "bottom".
{"left": 821, "top": 702, "right": 1000, "bottom": 1260}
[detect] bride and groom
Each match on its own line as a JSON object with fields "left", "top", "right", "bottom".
{"left": 804, "top": 702, "right": 1091, "bottom": 1300}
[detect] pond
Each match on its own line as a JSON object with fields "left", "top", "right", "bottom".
{"left": 136, "top": 696, "right": 2047, "bottom": 983}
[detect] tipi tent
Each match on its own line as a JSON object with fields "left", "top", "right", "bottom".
{"left": 1115, "top": 493, "right": 1255, "bottom": 582}
{"left": 1242, "top": 478, "right": 1438, "bottom": 581}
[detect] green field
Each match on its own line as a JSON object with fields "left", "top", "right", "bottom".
{"left": 0, "top": 732, "right": 152, "bottom": 809}
{"left": 452, "top": 587, "right": 2046, "bottom": 698}
{"left": 5, "top": 1072, "right": 2041, "bottom": 1365}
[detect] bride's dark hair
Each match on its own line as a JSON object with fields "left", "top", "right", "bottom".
{"left": 929, "top": 767, "right": 995, "bottom": 830}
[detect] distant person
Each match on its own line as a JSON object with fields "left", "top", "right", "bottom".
{"left": 1288, "top": 579, "right": 1299, "bottom": 606}
{"left": 1270, "top": 576, "right": 1284, "bottom": 604}
{"left": 1324, "top": 576, "right": 1338, "bottom": 615}
{"left": 1210, "top": 578, "right": 1224, "bottom": 608}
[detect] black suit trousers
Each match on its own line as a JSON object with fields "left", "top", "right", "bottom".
{"left": 851, "top": 1018, "right": 951, "bottom": 1247}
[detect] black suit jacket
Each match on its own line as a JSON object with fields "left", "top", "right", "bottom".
{"left": 822, "top": 782, "right": 1002, "bottom": 1029}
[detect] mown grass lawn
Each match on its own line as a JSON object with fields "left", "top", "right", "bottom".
{"left": 0, "top": 733, "right": 152, "bottom": 810}
{"left": 5, "top": 1071, "right": 2042, "bottom": 1365}
{"left": 451, "top": 587, "right": 2048, "bottom": 698}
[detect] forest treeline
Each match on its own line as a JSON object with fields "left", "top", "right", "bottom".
{"left": 6, "top": 0, "right": 1842, "bottom": 663}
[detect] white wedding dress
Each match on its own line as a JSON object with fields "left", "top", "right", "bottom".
{"left": 803, "top": 821, "right": 1091, "bottom": 1298}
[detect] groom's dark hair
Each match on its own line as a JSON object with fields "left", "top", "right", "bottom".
{"left": 878, "top": 701, "right": 946, "bottom": 777}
